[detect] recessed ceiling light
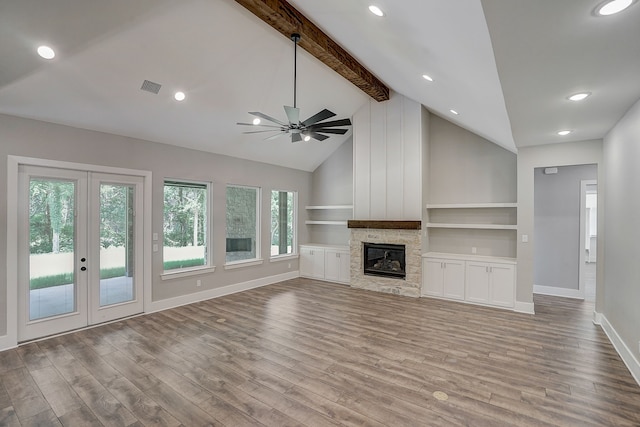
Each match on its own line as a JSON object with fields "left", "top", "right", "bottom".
{"left": 368, "top": 5, "right": 384, "bottom": 17}
{"left": 37, "top": 45, "right": 55, "bottom": 59}
{"left": 174, "top": 91, "right": 186, "bottom": 101}
{"left": 557, "top": 130, "right": 572, "bottom": 136}
{"left": 568, "top": 92, "right": 591, "bottom": 101}
{"left": 304, "top": 135, "right": 311, "bottom": 142}
{"left": 422, "top": 74, "right": 433, "bottom": 82}
{"left": 596, "top": 0, "right": 634, "bottom": 15}
{"left": 252, "top": 118, "right": 261, "bottom": 125}
{"left": 449, "top": 109, "right": 459, "bottom": 115}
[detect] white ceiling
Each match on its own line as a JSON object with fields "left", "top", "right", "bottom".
{"left": 1, "top": 0, "right": 639, "bottom": 171}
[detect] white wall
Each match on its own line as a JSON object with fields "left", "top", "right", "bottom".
{"left": 517, "top": 140, "right": 604, "bottom": 308}
{"left": 603, "top": 97, "right": 640, "bottom": 371}
{"left": 0, "top": 114, "right": 312, "bottom": 341}
{"left": 308, "top": 138, "right": 353, "bottom": 245}
{"left": 534, "top": 164, "right": 597, "bottom": 290}
{"left": 353, "top": 92, "right": 423, "bottom": 220}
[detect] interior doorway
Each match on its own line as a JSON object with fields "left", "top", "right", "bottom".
{"left": 580, "top": 180, "right": 597, "bottom": 302}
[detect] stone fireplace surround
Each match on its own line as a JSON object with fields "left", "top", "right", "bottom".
{"left": 348, "top": 220, "right": 422, "bottom": 297}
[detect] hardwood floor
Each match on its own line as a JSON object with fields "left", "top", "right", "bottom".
{"left": 1, "top": 278, "right": 639, "bottom": 426}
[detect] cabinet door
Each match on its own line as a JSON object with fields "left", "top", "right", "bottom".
{"left": 489, "top": 263, "right": 515, "bottom": 307}
{"left": 300, "top": 246, "right": 324, "bottom": 279}
{"left": 465, "top": 262, "right": 490, "bottom": 304}
{"left": 324, "top": 250, "right": 340, "bottom": 282}
{"left": 422, "top": 258, "right": 444, "bottom": 296}
{"left": 338, "top": 251, "right": 351, "bottom": 284}
{"left": 442, "top": 260, "right": 465, "bottom": 300}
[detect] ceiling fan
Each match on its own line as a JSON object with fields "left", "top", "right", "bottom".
{"left": 237, "top": 33, "right": 352, "bottom": 143}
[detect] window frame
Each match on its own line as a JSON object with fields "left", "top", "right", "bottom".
{"left": 269, "top": 189, "right": 298, "bottom": 261}
{"left": 224, "top": 184, "right": 262, "bottom": 269}
{"left": 161, "top": 179, "right": 214, "bottom": 279}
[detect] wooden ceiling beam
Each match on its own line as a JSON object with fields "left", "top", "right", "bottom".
{"left": 234, "top": 0, "right": 390, "bottom": 102}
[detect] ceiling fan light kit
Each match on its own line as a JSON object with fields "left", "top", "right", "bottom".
{"left": 237, "top": 33, "right": 352, "bottom": 143}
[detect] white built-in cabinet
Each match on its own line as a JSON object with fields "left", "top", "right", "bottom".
{"left": 300, "top": 244, "right": 350, "bottom": 284}
{"left": 422, "top": 253, "right": 516, "bottom": 309}
{"left": 423, "top": 258, "right": 465, "bottom": 300}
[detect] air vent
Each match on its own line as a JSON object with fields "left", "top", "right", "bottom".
{"left": 140, "top": 80, "right": 161, "bottom": 94}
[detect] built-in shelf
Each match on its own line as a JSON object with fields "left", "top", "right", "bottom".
{"left": 305, "top": 220, "right": 348, "bottom": 225}
{"left": 426, "top": 203, "right": 517, "bottom": 209}
{"left": 305, "top": 205, "right": 353, "bottom": 210}
{"left": 426, "top": 223, "right": 517, "bottom": 230}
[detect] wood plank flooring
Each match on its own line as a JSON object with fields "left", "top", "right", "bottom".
{"left": 1, "top": 278, "right": 639, "bottom": 426}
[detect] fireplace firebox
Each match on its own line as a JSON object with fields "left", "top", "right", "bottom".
{"left": 363, "top": 242, "right": 406, "bottom": 279}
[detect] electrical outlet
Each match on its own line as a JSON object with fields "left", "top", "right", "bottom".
{"left": 196, "top": 279, "right": 202, "bottom": 287}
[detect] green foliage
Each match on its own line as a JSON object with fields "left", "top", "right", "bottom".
{"left": 164, "top": 184, "right": 206, "bottom": 248}
{"left": 163, "top": 258, "right": 205, "bottom": 270}
{"left": 99, "top": 267, "right": 126, "bottom": 279}
{"left": 29, "top": 179, "right": 75, "bottom": 254}
{"left": 30, "top": 273, "right": 74, "bottom": 290}
{"left": 270, "top": 190, "right": 294, "bottom": 251}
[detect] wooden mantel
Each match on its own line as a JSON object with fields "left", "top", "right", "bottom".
{"left": 234, "top": 0, "right": 389, "bottom": 102}
{"left": 347, "top": 220, "right": 422, "bottom": 230}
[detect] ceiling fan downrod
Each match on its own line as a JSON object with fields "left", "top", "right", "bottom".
{"left": 291, "top": 33, "right": 300, "bottom": 109}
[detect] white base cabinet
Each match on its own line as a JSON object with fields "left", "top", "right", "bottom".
{"left": 423, "top": 258, "right": 465, "bottom": 300}
{"left": 422, "top": 253, "right": 516, "bottom": 310}
{"left": 300, "top": 245, "right": 350, "bottom": 284}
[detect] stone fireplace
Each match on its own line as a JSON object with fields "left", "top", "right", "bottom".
{"left": 348, "top": 220, "right": 422, "bottom": 297}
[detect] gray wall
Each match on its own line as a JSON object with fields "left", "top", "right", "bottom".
{"left": 517, "top": 140, "right": 604, "bottom": 308}
{"left": 534, "top": 164, "right": 597, "bottom": 290}
{"left": 428, "top": 114, "right": 517, "bottom": 204}
{"left": 603, "top": 97, "right": 640, "bottom": 365}
{"left": 426, "top": 113, "right": 517, "bottom": 257}
{"left": 0, "top": 114, "right": 312, "bottom": 337}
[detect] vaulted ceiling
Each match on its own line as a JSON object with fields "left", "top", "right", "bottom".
{"left": 1, "top": 0, "right": 639, "bottom": 171}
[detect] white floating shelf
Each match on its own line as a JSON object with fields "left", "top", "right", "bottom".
{"left": 305, "top": 205, "right": 353, "bottom": 210}
{"left": 305, "top": 220, "right": 348, "bottom": 225}
{"left": 426, "top": 203, "right": 517, "bottom": 209}
{"left": 426, "top": 223, "right": 517, "bottom": 230}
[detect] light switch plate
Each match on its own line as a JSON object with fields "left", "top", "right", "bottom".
{"left": 522, "top": 234, "right": 529, "bottom": 243}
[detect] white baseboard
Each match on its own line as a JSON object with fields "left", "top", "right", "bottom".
{"left": 593, "top": 311, "right": 603, "bottom": 325}
{"left": 599, "top": 314, "right": 640, "bottom": 387}
{"left": 514, "top": 301, "right": 535, "bottom": 314}
{"left": 149, "top": 271, "right": 298, "bottom": 313}
{"left": 0, "top": 334, "right": 18, "bottom": 353}
{"left": 533, "top": 285, "right": 583, "bottom": 299}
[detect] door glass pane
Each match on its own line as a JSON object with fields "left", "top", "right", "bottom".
{"left": 29, "top": 178, "right": 76, "bottom": 320}
{"left": 99, "top": 183, "right": 135, "bottom": 306}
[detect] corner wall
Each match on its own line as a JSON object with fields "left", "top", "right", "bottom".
{"left": 603, "top": 97, "right": 640, "bottom": 381}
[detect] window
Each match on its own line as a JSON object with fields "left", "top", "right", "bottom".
{"left": 226, "top": 185, "right": 260, "bottom": 263}
{"left": 271, "top": 190, "right": 296, "bottom": 256}
{"left": 163, "top": 180, "right": 209, "bottom": 271}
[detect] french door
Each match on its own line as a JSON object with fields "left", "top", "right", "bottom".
{"left": 18, "top": 166, "right": 144, "bottom": 341}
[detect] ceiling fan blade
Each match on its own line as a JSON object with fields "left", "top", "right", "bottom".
{"left": 305, "top": 131, "right": 329, "bottom": 141}
{"left": 237, "top": 122, "right": 282, "bottom": 128}
{"left": 307, "top": 128, "right": 349, "bottom": 135}
{"left": 249, "top": 111, "right": 287, "bottom": 126}
{"left": 264, "top": 132, "right": 286, "bottom": 141}
{"left": 284, "top": 106, "right": 300, "bottom": 125}
{"left": 242, "top": 130, "right": 280, "bottom": 134}
{"left": 307, "top": 118, "right": 352, "bottom": 128}
{"left": 301, "top": 109, "right": 336, "bottom": 126}
{"left": 291, "top": 133, "right": 303, "bottom": 143}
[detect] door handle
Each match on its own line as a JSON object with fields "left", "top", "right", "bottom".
{"left": 81, "top": 257, "right": 86, "bottom": 262}
{"left": 80, "top": 266, "right": 87, "bottom": 271}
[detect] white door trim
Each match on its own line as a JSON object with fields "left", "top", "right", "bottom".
{"left": 579, "top": 179, "right": 597, "bottom": 299}
{"left": 6, "top": 155, "right": 152, "bottom": 347}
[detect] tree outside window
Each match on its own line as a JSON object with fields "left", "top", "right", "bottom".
{"left": 163, "top": 180, "right": 208, "bottom": 271}
{"left": 226, "top": 185, "right": 260, "bottom": 263}
{"left": 271, "top": 190, "right": 295, "bottom": 256}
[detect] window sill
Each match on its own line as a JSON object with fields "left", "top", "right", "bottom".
{"left": 269, "top": 254, "right": 299, "bottom": 263}
{"left": 161, "top": 266, "right": 216, "bottom": 281}
{"left": 224, "top": 258, "right": 264, "bottom": 270}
